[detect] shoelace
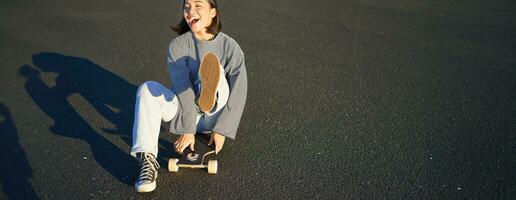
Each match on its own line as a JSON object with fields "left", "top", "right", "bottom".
{"left": 137, "top": 153, "right": 160, "bottom": 182}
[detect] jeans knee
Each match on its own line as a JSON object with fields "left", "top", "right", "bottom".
{"left": 137, "top": 81, "right": 159, "bottom": 96}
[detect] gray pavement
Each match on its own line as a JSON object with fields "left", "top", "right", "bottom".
{"left": 1, "top": 0, "right": 515, "bottom": 199}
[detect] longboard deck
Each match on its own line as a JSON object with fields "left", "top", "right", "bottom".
{"left": 169, "top": 133, "right": 218, "bottom": 173}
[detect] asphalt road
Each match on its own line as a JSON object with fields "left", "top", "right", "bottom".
{"left": 1, "top": 0, "right": 515, "bottom": 199}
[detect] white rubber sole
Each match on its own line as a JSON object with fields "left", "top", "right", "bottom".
{"left": 135, "top": 181, "right": 156, "bottom": 193}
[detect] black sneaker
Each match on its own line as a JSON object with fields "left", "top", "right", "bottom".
{"left": 134, "top": 152, "right": 160, "bottom": 192}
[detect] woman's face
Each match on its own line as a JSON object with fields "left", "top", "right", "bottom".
{"left": 183, "top": 0, "right": 216, "bottom": 34}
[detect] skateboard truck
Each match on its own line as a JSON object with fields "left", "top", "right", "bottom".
{"left": 168, "top": 150, "right": 218, "bottom": 174}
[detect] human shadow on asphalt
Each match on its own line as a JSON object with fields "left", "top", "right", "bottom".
{"left": 0, "top": 103, "right": 39, "bottom": 199}
{"left": 19, "top": 52, "right": 140, "bottom": 185}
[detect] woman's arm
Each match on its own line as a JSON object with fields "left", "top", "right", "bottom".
{"left": 167, "top": 42, "right": 197, "bottom": 135}
{"left": 212, "top": 44, "right": 248, "bottom": 139}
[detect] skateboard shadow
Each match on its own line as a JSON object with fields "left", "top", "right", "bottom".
{"left": 19, "top": 52, "right": 139, "bottom": 185}
{"left": 0, "top": 103, "right": 38, "bottom": 199}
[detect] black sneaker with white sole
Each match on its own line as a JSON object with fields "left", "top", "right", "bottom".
{"left": 135, "top": 152, "right": 160, "bottom": 192}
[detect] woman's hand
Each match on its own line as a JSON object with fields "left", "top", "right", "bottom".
{"left": 174, "top": 133, "right": 195, "bottom": 154}
{"left": 208, "top": 132, "right": 225, "bottom": 154}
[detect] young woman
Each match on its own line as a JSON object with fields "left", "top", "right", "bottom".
{"left": 130, "top": 0, "right": 247, "bottom": 192}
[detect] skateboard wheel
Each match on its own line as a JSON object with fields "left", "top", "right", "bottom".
{"left": 207, "top": 160, "right": 217, "bottom": 174}
{"left": 168, "top": 158, "right": 179, "bottom": 172}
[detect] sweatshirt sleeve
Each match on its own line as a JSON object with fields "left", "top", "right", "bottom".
{"left": 167, "top": 42, "right": 197, "bottom": 134}
{"left": 212, "top": 45, "right": 248, "bottom": 139}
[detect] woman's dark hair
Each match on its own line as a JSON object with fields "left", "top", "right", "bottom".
{"left": 171, "top": 0, "right": 222, "bottom": 35}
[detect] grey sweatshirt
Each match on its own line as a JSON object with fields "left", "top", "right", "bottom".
{"left": 167, "top": 31, "right": 247, "bottom": 139}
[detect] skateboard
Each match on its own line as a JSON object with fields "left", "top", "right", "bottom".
{"left": 168, "top": 133, "right": 218, "bottom": 174}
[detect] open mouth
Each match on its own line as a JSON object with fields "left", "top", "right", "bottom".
{"left": 190, "top": 18, "right": 200, "bottom": 24}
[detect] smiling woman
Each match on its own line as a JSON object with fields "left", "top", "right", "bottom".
{"left": 130, "top": 0, "right": 247, "bottom": 193}
{"left": 172, "top": 0, "right": 222, "bottom": 40}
